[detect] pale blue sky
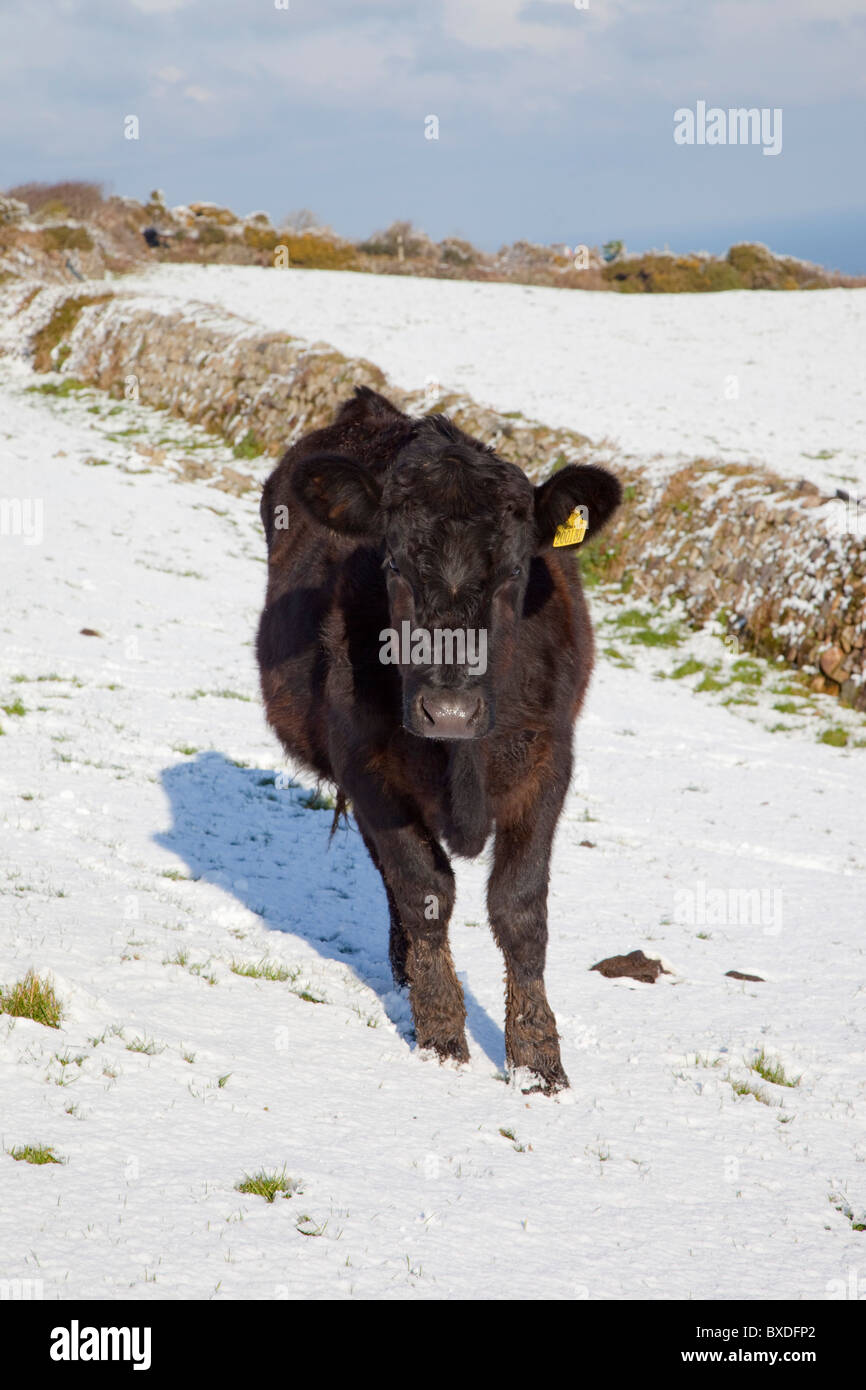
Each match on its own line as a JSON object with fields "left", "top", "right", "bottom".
{"left": 1, "top": 0, "right": 864, "bottom": 269}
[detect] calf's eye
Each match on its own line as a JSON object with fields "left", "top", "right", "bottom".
{"left": 386, "top": 556, "right": 400, "bottom": 573}
{"left": 511, "top": 565, "right": 522, "bottom": 578}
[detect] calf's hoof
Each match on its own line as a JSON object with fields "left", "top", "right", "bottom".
{"left": 505, "top": 978, "right": 568, "bottom": 1093}
{"left": 407, "top": 941, "right": 468, "bottom": 1065}
{"left": 512, "top": 1054, "right": 570, "bottom": 1095}
{"left": 423, "top": 1032, "right": 471, "bottom": 1066}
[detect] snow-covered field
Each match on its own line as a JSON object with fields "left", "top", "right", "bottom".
{"left": 118, "top": 264, "right": 866, "bottom": 493}
{"left": 2, "top": 355, "right": 865, "bottom": 1300}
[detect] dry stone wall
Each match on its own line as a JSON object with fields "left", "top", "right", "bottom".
{"left": 4, "top": 282, "right": 864, "bottom": 710}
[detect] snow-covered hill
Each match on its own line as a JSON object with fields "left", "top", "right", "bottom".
{"left": 117, "top": 265, "right": 866, "bottom": 494}
{"left": 1, "top": 359, "right": 864, "bottom": 1299}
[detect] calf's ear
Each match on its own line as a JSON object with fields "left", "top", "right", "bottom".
{"left": 533, "top": 463, "right": 622, "bottom": 550}
{"left": 291, "top": 453, "right": 383, "bottom": 537}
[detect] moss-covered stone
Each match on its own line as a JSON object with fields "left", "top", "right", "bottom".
{"left": 31, "top": 294, "right": 111, "bottom": 371}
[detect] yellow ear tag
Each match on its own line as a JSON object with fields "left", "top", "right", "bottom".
{"left": 552, "top": 506, "right": 588, "bottom": 548}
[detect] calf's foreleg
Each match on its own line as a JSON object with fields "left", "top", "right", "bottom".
{"left": 488, "top": 771, "right": 570, "bottom": 1093}
{"left": 353, "top": 794, "right": 469, "bottom": 1064}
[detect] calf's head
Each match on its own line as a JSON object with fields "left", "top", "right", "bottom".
{"left": 291, "top": 415, "right": 620, "bottom": 740}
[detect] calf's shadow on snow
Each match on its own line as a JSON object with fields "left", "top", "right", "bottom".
{"left": 155, "top": 752, "right": 504, "bottom": 1067}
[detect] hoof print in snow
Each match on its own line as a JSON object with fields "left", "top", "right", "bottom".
{"left": 591, "top": 950, "right": 670, "bottom": 984}
{"left": 725, "top": 969, "right": 765, "bottom": 982}
{"left": 579, "top": 839, "right": 596, "bottom": 848}
{"left": 79, "top": 627, "right": 102, "bottom": 637}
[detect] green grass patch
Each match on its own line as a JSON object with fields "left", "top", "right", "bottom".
{"left": 819, "top": 727, "right": 848, "bottom": 747}
{"left": 232, "top": 431, "right": 263, "bottom": 461}
{"left": 601, "top": 645, "right": 635, "bottom": 668}
{"left": 13, "top": 673, "right": 82, "bottom": 685}
{"left": 0, "top": 970, "right": 63, "bottom": 1028}
{"left": 612, "top": 609, "right": 683, "bottom": 648}
{"left": 190, "top": 689, "right": 253, "bottom": 702}
{"left": 292, "top": 987, "right": 326, "bottom": 1004}
{"left": 6, "top": 1144, "right": 64, "bottom": 1165}
{"left": 731, "top": 659, "right": 764, "bottom": 687}
{"left": 25, "top": 377, "right": 89, "bottom": 398}
{"left": 230, "top": 959, "right": 292, "bottom": 982}
{"left": 188, "top": 963, "right": 217, "bottom": 986}
{"left": 750, "top": 1048, "right": 801, "bottom": 1088}
{"left": 696, "top": 671, "right": 727, "bottom": 692}
{"left": 235, "top": 1168, "right": 298, "bottom": 1203}
{"left": 125, "top": 1036, "right": 164, "bottom": 1056}
{"left": 54, "top": 1050, "right": 85, "bottom": 1068}
{"left": 727, "top": 1075, "right": 774, "bottom": 1106}
{"left": 577, "top": 534, "right": 617, "bottom": 588}
{"left": 670, "top": 658, "right": 704, "bottom": 680}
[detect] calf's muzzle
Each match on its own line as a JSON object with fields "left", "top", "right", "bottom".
{"left": 410, "top": 688, "right": 489, "bottom": 740}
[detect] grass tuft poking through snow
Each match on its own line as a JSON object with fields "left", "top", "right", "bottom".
{"left": 125, "top": 1036, "right": 165, "bottom": 1056}
{"left": 750, "top": 1048, "right": 802, "bottom": 1089}
{"left": 830, "top": 1194, "right": 866, "bottom": 1232}
{"left": 235, "top": 1169, "right": 299, "bottom": 1203}
{"left": 0, "top": 970, "right": 63, "bottom": 1028}
{"left": 7, "top": 1144, "right": 64, "bottom": 1165}
{"left": 230, "top": 959, "right": 292, "bottom": 982}
{"left": 727, "top": 1075, "right": 775, "bottom": 1106}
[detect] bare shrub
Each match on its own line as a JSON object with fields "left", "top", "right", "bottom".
{"left": 7, "top": 181, "right": 105, "bottom": 220}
